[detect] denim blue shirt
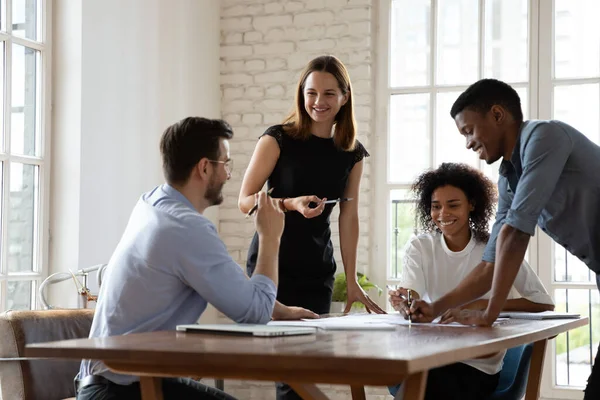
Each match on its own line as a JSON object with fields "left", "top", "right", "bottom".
{"left": 483, "top": 120, "right": 600, "bottom": 273}
{"left": 78, "top": 184, "right": 277, "bottom": 385}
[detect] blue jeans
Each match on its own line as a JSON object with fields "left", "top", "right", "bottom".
{"left": 76, "top": 377, "right": 237, "bottom": 400}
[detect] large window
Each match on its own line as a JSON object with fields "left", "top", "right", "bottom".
{"left": 0, "top": 0, "right": 49, "bottom": 312}
{"left": 375, "top": 0, "right": 599, "bottom": 397}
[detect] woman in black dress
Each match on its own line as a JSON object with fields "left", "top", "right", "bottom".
{"left": 238, "top": 55, "right": 384, "bottom": 399}
{"left": 239, "top": 57, "right": 384, "bottom": 297}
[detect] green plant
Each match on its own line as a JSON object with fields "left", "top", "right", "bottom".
{"left": 331, "top": 272, "right": 383, "bottom": 308}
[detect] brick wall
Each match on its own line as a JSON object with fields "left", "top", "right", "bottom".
{"left": 219, "top": 0, "right": 388, "bottom": 398}
{"left": 220, "top": 0, "right": 374, "bottom": 279}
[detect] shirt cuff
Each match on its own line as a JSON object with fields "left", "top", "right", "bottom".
{"left": 249, "top": 273, "right": 277, "bottom": 297}
{"left": 505, "top": 208, "right": 537, "bottom": 236}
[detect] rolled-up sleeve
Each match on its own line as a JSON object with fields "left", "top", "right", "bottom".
{"left": 178, "top": 222, "right": 277, "bottom": 324}
{"left": 504, "top": 122, "right": 573, "bottom": 236}
{"left": 482, "top": 178, "right": 511, "bottom": 263}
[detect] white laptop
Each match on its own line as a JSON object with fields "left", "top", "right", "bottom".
{"left": 176, "top": 323, "right": 317, "bottom": 337}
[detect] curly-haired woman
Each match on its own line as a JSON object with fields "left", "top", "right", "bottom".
{"left": 388, "top": 162, "right": 554, "bottom": 400}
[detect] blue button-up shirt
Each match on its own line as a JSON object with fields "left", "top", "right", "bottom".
{"left": 483, "top": 120, "right": 600, "bottom": 273}
{"left": 79, "top": 184, "right": 277, "bottom": 385}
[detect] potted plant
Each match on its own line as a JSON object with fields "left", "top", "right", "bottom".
{"left": 330, "top": 271, "right": 383, "bottom": 313}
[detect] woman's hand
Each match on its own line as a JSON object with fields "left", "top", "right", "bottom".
{"left": 389, "top": 287, "right": 419, "bottom": 319}
{"left": 345, "top": 281, "right": 386, "bottom": 314}
{"left": 288, "top": 195, "right": 327, "bottom": 219}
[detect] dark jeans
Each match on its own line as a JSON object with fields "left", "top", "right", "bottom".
{"left": 76, "top": 377, "right": 237, "bottom": 400}
{"left": 388, "top": 362, "right": 500, "bottom": 400}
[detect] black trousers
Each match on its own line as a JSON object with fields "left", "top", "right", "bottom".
{"left": 389, "top": 362, "right": 500, "bottom": 400}
{"left": 76, "top": 377, "right": 237, "bottom": 400}
{"left": 276, "top": 279, "right": 333, "bottom": 400}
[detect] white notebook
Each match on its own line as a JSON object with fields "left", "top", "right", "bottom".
{"left": 176, "top": 323, "right": 317, "bottom": 337}
{"left": 498, "top": 311, "right": 580, "bottom": 320}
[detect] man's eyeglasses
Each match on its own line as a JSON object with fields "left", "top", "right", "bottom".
{"left": 209, "top": 159, "right": 233, "bottom": 174}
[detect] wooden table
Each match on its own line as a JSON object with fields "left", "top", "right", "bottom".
{"left": 26, "top": 318, "right": 587, "bottom": 400}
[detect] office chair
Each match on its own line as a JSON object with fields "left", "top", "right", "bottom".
{"left": 488, "top": 343, "right": 534, "bottom": 400}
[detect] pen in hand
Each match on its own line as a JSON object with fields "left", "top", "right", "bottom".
{"left": 407, "top": 289, "right": 412, "bottom": 323}
{"left": 246, "top": 187, "right": 274, "bottom": 218}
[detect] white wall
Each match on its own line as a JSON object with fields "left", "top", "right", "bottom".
{"left": 50, "top": 0, "right": 221, "bottom": 308}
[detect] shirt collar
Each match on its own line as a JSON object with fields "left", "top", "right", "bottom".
{"left": 161, "top": 183, "right": 197, "bottom": 212}
{"left": 499, "top": 122, "right": 525, "bottom": 177}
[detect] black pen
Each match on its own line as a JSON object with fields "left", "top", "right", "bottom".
{"left": 407, "top": 289, "right": 412, "bottom": 324}
{"left": 246, "top": 187, "right": 274, "bottom": 218}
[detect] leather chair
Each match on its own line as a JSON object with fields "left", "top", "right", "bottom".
{"left": 0, "top": 309, "right": 94, "bottom": 400}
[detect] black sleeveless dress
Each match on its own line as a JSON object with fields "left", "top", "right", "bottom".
{"left": 246, "top": 125, "right": 369, "bottom": 314}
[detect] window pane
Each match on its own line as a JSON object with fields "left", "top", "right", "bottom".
{"left": 435, "top": 91, "right": 479, "bottom": 168}
{"left": 389, "top": 93, "right": 430, "bottom": 183}
{"left": 390, "top": 189, "right": 416, "bottom": 280}
{"left": 8, "top": 163, "right": 37, "bottom": 273}
{"left": 11, "top": 44, "right": 39, "bottom": 157}
{"left": 554, "top": 0, "right": 600, "bottom": 79}
{"left": 554, "top": 289, "right": 599, "bottom": 387}
{"left": 436, "top": 0, "right": 479, "bottom": 85}
{"left": 554, "top": 246, "right": 594, "bottom": 283}
{"left": 483, "top": 0, "right": 528, "bottom": 82}
{"left": 553, "top": 84, "right": 600, "bottom": 145}
{"left": 390, "top": 0, "right": 430, "bottom": 87}
{"left": 6, "top": 280, "right": 32, "bottom": 309}
{"left": 12, "top": 0, "right": 38, "bottom": 41}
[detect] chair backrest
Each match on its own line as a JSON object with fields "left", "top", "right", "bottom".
{"left": 489, "top": 343, "right": 534, "bottom": 400}
{"left": 0, "top": 309, "right": 94, "bottom": 400}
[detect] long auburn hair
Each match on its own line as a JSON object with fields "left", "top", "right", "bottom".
{"left": 282, "top": 55, "right": 357, "bottom": 151}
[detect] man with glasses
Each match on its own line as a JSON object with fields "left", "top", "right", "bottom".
{"left": 76, "top": 117, "right": 293, "bottom": 400}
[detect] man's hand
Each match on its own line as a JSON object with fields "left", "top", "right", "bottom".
{"left": 255, "top": 191, "right": 284, "bottom": 240}
{"left": 272, "top": 305, "right": 319, "bottom": 320}
{"left": 345, "top": 281, "right": 386, "bottom": 314}
{"left": 409, "top": 299, "right": 438, "bottom": 323}
{"left": 439, "top": 308, "right": 496, "bottom": 326}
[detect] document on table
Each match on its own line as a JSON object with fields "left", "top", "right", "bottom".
{"left": 267, "top": 313, "right": 503, "bottom": 329}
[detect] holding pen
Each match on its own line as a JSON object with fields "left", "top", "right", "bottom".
{"left": 387, "top": 285, "right": 413, "bottom": 322}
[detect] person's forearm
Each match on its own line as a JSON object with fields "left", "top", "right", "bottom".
{"left": 339, "top": 212, "right": 359, "bottom": 284}
{"left": 272, "top": 301, "right": 286, "bottom": 319}
{"left": 486, "top": 225, "right": 530, "bottom": 318}
{"left": 239, "top": 194, "right": 290, "bottom": 214}
{"left": 434, "top": 261, "right": 494, "bottom": 313}
{"left": 463, "top": 298, "right": 554, "bottom": 312}
{"left": 253, "top": 236, "right": 280, "bottom": 285}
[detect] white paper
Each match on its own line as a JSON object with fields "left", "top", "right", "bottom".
{"left": 267, "top": 313, "right": 501, "bottom": 329}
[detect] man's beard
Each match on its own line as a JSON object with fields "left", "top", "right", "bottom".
{"left": 205, "top": 175, "right": 224, "bottom": 206}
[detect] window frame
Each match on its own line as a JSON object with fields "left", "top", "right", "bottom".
{"left": 0, "top": 0, "right": 51, "bottom": 312}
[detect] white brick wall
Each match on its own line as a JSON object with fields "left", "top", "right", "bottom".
{"left": 220, "top": 0, "right": 374, "bottom": 274}
{"left": 220, "top": 1, "right": 385, "bottom": 397}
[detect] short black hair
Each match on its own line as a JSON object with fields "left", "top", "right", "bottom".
{"left": 450, "top": 79, "right": 523, "bottom": 124}
{"left": 159, "top": 117, "right": 233, "bottom": 185}
{"left": 412, "top": 163, "right": 497, "bottom": 243}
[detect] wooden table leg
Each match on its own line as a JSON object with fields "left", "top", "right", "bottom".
{"left": 287, "top": 383, "right": 329, "bottom": 400}
{"left": 350, "top": 385, "right": 366, "bottom": 400}
{"left": 140, "top": 377, "right": 163, "bottom": 400}
{"left": 525, "top": 339, "right": 548, "bottom": 400}
{"left": 400, "top": 371, "right": 428, "bottom": 400}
